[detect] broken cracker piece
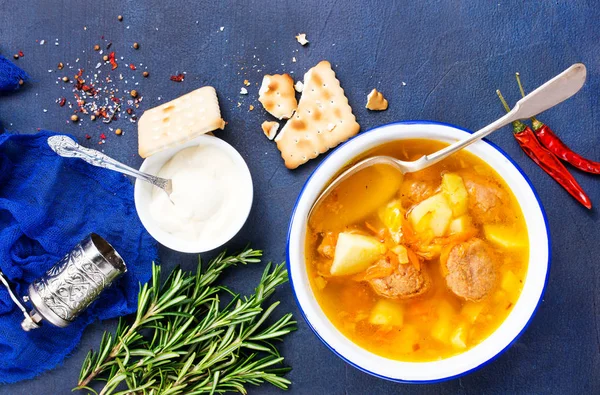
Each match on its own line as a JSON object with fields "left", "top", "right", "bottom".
{"left": 366, "top": 88, "right": 388, "bottom": 111}
{"left": 296, "top": 33, "right": 309, "bottom": 46}
{"left": 258, "top": 73, "right": 297, "bottom": 120}
{"left": 275, "top": 60, "right": 360, "bottom": 169}
{"left": 138, "top": 86, "right": 225, "bottom": 158}
{"left": 261, "top": 121, "right": 280, "bottom": 140}
{"left": 294, "top": 80, "right": 304, "bottom": 93}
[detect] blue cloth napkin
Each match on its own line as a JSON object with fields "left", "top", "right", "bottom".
{"left": 0, "top": 131, "right": 157, "bottom": 383}
{"left": 0, "top": 55, "right": 29, "bottom": 92}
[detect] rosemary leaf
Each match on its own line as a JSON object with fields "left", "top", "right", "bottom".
{"left": 75, "top": 248, "right": 295, "bottom": 395}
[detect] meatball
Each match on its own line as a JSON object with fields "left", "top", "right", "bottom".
{"left": 399, "top": 169, "right": 439, "bottom": 206}
{"left": 445, "top": 238, "right": 496, "bottom": 302}
{"left": 367, "top": 262, "right": 431, "bottom": 299}
{"left": 461, "top": 174, "right": 508, "bottom": 224}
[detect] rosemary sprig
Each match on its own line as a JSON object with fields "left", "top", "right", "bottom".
{"left": 75, "top": 248, "right": 296, "bottom": 395}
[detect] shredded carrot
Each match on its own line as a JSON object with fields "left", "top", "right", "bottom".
{"left": 406, "top": 248, "right": 421, "bottom": 271}
{"left": 439, "top": 244, "right": 456, "bottom": 277}
{"left": 364, "top": 221, "right": 386, "bottom": 240}
{"left": 352, "top": 256, "right": 396, "bottom": 281}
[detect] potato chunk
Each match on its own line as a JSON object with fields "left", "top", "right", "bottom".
{"left": 441, "top": 173, "right": 469, "bottom": 216}
{"left": 449, "top": 215, "right": 472, "bottom": 235}
{"left": 409, "top": 194, "right": 453, "bottom": 237}
{"left": 330, "top": 233, "right": 386, "bottom": 276}
{"left": 369, "top": 299, "right": 404, "bottom": 327}
{"left": 484, "top": 224, "right": 527, "bottom": 249}
{"left": 450, "top": 324, "right": 468, "bottom": 349}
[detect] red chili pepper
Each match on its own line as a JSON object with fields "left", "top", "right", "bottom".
{"left": 497, "top": 89, "right": 591, "bottom": 209}
{"left": 129, "top": 63, "right": 136, "bottom": 70}
{"left": 515, "top": 73, "right": 600, "bottom": 174}
{"left": 18, "top": 50, "right": 24, "bottom": 57}
{"left": 108, "top": 52, "right": 118, "bottom": 70}
{"left": 170, "top": 73, "right": 185, "bottom": 82}
{"left": 100, "top": 133, "right": 107, "bottom": 140}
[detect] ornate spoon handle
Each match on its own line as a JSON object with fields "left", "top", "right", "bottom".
{"left": 47, "top": 135, "right": 172, "bottom": 194}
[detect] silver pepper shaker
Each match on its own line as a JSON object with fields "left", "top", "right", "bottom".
{"left": 0, "top": 233, "right": 127, "bottom": 331}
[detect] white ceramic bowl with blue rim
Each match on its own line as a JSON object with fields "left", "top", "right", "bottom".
{"left": 286, "top": 121, "right": 550, "bottom": 383}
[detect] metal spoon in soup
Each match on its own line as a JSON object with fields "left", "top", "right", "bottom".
{"left": 309, "top": 63, "right": 586, "bottom": 220}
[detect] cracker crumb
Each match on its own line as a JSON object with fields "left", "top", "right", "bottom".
{"left": 366, "top": 88, "right": 388, "bottom": 111}
{"left": 240, "top": 87, "right": 248, "bottom": 95}
{"left": 219, "top": 26, "right": 225, "bottom": 31}
{"left": 243, "top": 79, "right": 250, "bottom": 86}
{"left": 296, "top": 33, "right": 309, "bottom": 46}
{"left": 261, "top": 121, "right": 280, "bottom": 140}
{"left": 249, "top": 104, "right": 255, "bottom": 111}
{"left": 294, "top": 80, "right": 304, "bottom": 93}
{"left": 292, "top": 56, "right": 297, "bottom": 63}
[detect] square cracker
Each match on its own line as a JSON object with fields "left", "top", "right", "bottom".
{"left": 258, "top": 74, "right": 298, "bottom": 120}
{"left": 274, "top": 61, "right": 360, "bottom": 169}
{"left": 138, "top": 86, "right": 225, "bottom": 158}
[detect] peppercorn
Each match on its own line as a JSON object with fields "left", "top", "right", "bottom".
{"left": 103, "top": 55, "right": 109, "bottom": 62}
{"left": 118, "top": 15, "right": 123, "bottom": 21}
{"left": 57, "top": 62, "right": 64, "bottom": 70}
{"left": 130, "top": 89, "right": 138, "bottom": 98}
{"left": 13, "top": 54, "right": 19, "bottom": 59}
{"left": 93, "top": 44, "right": 100, "bottom": 51}
{"left": 90, "top": 115, "right": 96, "bottom": 121}
{"left": 142, "top": 71, "right": 149, "bottom": 78}
{"left": 62, "top": 76, "right": 70, "bottom": 83}
{"left": 18, "top": 79, "right": 24, "bottom": 86}
{"left": 133, "top": 42, "right": 140, "bottom": 49}
{"left": 70, "top": 114, "right": 79, "bottom": 122}
{"left": 126, "top": 108, "right": 133, "bottom": 115}
{"left": 115, "top": 128, "right": 122, "bottom": 135}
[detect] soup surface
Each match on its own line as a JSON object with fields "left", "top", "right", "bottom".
{"left": 306, "top": 139, "right": 529, "bottom": 362}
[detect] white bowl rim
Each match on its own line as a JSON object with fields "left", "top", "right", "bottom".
{"left": 134, "top": 134, "right": 253, "bottom": 253}
{"left": 286, "top": 120, "right": 551, "bottom": 384}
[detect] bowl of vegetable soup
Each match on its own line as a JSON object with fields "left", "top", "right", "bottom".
{"left": 287, "top": 121, "right": 550, "bottom": 383}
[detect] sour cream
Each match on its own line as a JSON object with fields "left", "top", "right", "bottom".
{"left": 149, "top": 144, "right": 248, "bottom": 244}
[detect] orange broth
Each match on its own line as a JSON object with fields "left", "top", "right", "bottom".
{"left": 306, "top": 139, "right": 528, "bottom": 361}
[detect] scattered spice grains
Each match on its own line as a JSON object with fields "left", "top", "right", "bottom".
{"left": 108, "top": 52, "right": 118, "bottom": 70}
{"left": 117, "top": 15, "right": 123, "bottom": 21}
{"left": 130, "top": 89, "right": 138, "bottom": 98}
{"left": 62, "top": 76, "right": 70, "bottom": 82}
{"left": 18, "top": 50, "right": 24, "bottom": 57}
{"left": 57, "top": 62, "right": 64, "bottom": 70}
{"left": 243, "top": 79, "right": 250, "bottom": 86}
{"left": 170, "top": 74, "right": 185, "bottom": 82}
{"left": 94, "top": 44, "right": 101, "bottom": 51}
{"left": 129, "top": 63, "right": 137, "bottom": 70}
{"left": 13, "top": 54, "right": 19, "bottom": 60}
{"left": 142, "top": 71, "right": 149, "bottom": 78}
{"left": 133, "top": 42, "right": 140, "bottom": 49}
{"left": 115, "top": 128, "right": 122, "bottom": 135}
{"left": 71, "top": 114, "right": 79, "bottom": 122}
{"left": 249, "top": 104, "right": 254, "bottom": 111}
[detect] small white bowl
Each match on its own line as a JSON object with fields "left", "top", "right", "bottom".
{"left": 287, "top": 121, "right": 550, "bottom": 383}
{"left": 134, "top": 135, "right": 253, "bottom": 253}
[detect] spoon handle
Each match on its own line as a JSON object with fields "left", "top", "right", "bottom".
{"left": 421, "top": 63, "right": 587, "bottom": 169}
{"left": 47, "top": 135, "right": 171, "bottom": 191}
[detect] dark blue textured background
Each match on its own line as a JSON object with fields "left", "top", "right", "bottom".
{"left": 1, "top": 0, "right": 599, "bottom": 393}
